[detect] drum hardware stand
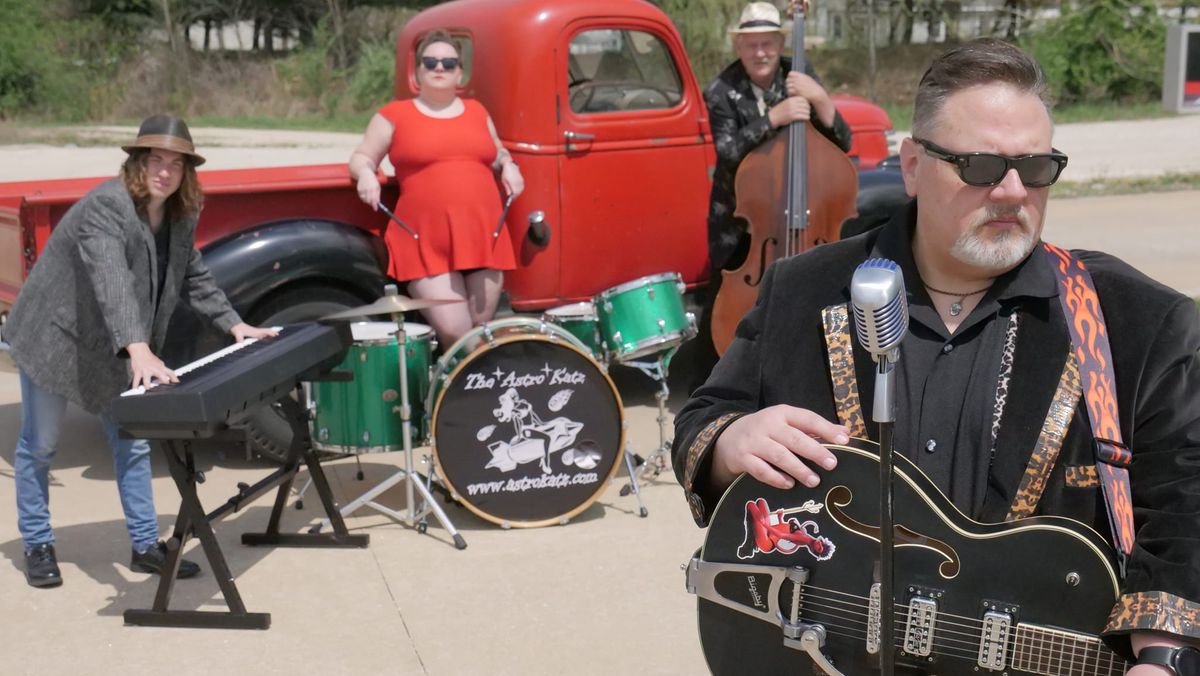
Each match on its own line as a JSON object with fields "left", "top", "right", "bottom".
{"left": 124, "top": 393, "right": 369, "bottom": 631}
{"left": 619, "top": 345, "right": 678, "bottom": 502}
{"left": 293, "top": 457, "right": 366, "bottom": 510}
{"left": 293, "top": 381, "right": 366, "bottom": 510}
{"left": 620, "top": 434, "right": 649, "bottom": 518}
{"left": 310, "top": 298, "right": 468, "bottom": 550}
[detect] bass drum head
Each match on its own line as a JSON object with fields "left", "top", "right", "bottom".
{"left": 431, "top": 333, "right": 623, "bottom": 527}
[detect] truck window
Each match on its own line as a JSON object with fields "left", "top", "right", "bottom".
{"left": 567, "top": 29, "right": 682, "bottom": 114}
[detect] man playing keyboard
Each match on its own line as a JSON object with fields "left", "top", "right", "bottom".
{"left": 3, "top": 115, "right": 276, "bottom": 588}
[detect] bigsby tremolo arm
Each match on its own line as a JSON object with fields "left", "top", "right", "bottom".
{"left": 684, "top": 557, "right": 846, "bottom": 675}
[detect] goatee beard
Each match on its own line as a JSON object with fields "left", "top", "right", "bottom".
{"left": 950, "top": 205, "right": 1037, "bottom": 271}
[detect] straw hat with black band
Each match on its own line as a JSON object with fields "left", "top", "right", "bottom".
{"left": 728, "top": 2, "right": 792, "bottom": 36}
{"left": 121, "top": 114, "right": 206, "bottom": 166}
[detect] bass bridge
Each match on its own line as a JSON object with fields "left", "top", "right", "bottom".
{"left": 685, "top": 557, "right": 844, "bottom": 676}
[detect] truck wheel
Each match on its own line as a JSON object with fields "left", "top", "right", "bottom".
{"left": 244, "top": 285, "right": 366, "bottom": 463}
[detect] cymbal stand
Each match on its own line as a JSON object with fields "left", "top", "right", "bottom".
{"left": 619, "top": 345, "right": 678, "bottom": 502}
{"left": 310, "top": 308, "right": 466, "bottom": 550}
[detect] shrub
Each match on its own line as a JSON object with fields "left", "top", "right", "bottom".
{"left": 1024, "top": 0, "right": 1166, "bottom": 106}
{"left": 276, "top": 19, "right": 344, "bottom": 114}
{"left": 347, "top": 39, "right": 395, "bottom": 111}
{"left": 0, "top": 0, "right": 51, "bottom": 116}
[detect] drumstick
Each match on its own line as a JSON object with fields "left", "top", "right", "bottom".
{"left": 378, "top": 202, "right": 419, "bottom": 240}
{"left": 493, "top": 193, "right": 515, "bottom": 238}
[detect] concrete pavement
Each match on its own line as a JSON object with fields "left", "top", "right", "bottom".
{"left": 1, "top": 114, "right": 1198, "bottom": 183}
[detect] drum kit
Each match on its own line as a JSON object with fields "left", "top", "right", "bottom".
{"left": 299, "top": 273, "right": 695, "bottom": 547}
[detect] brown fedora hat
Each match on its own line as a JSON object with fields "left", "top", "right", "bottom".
{"left": 121, "top": 114, "right": 206, "bottom": 166}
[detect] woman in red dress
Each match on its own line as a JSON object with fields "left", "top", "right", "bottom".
{"left": 349, "top": 30, "right": 524, "bottom": 346}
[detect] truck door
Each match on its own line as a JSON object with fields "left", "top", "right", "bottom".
{"left": 555, "top": 21, "right": 710, "bottom": 300}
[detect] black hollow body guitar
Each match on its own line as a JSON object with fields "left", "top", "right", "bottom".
{"left": 686, "top": 438, "right": 1129, "bottom": 675}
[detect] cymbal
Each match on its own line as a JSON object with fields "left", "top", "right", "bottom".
{"left": 321, "top": 294, "right": 463, "bottom": 320}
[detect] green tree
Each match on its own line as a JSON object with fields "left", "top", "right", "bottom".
{"left": 655, "top": 0, "right": 744, "bottom": 84}
{"left": 1025, "top": 0, "right": 1166, "bottom": 105}
{"left": 0, "top": 0, "right": 50, "bottom": 114}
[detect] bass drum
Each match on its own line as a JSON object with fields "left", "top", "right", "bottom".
{"left": 428, "top": 318, "right": 624, "bottom": 528}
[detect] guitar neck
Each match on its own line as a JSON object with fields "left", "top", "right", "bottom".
{"left": 1010, "top": 623, "right": 1127, "bottom": 675}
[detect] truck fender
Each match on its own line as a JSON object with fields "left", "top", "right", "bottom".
{"left": 161, "top": 219, "right": 388, "bottom": 364}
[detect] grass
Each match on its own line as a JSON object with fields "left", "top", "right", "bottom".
{"left": 1052, "top": 172, "right": 1200, "bottom": 199}
{"left": 184, "top": 112, "right": 372, "bottom": 133}
{"left": 879, "top": 101, "right": 1175, "bottom": 132}
{"left": 0, "top": 112, "right": 372, "bottom": 137}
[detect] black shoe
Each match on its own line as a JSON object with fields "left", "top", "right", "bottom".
{"left": 131, "top": 541, "right": 201, "bottom": 579}
{"left": 24, "top": 543, "right": 63, "bottom": 588}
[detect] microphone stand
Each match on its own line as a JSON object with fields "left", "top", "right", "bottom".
{"left": 874, "top": 351, "right": 897, "bottom": 676}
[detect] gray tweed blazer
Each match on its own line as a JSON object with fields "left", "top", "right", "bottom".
{"left": 4, "top": 178, "right": 240, "bottom": 413}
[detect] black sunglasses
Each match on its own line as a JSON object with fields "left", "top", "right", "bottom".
{"left": 914, "top": 138, "right": 1068, "bottom": 188}
{"left": 421, "top": 56, "right": 461, "bottom": 71}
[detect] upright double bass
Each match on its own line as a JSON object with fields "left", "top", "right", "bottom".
{"left": 709, "top": 0, "right": 858, "bottom": 355}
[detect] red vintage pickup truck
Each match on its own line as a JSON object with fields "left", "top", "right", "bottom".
{"left": 0, "top": 0, "right": 904, "bottom": 456}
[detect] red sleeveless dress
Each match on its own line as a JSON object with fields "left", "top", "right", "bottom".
{"left": 378, "top": 98, "right": 516, "bottom": 282}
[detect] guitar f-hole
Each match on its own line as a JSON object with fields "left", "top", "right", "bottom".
{"left": 826, "top": 485, "right": 962, "bottom": 579}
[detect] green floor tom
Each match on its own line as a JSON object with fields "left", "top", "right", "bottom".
{"left": 309, "top": 321, "right": 434, "bottom": 453}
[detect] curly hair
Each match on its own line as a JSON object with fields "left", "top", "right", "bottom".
{"left": 120, "top": 149, "right": 204, "bottom": 222}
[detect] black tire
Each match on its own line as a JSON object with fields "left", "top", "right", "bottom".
{"left": 243, "top": 284, "right": 366, "bottom": 463}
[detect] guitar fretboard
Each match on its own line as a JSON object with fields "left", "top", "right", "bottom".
{"left": 1010, "top": 624, "right": 1127, "bottom": 675}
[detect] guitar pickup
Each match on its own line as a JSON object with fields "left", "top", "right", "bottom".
{"left": 978, "top": 609, "right": 1013, "bottom": 670}
{"left": 903, "top": 595, "right": 938, "bottom": 657}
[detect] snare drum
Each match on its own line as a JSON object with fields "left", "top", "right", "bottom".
{"left": 428, "top": 318, "right": 624, "bottom": 528}
{"left": 594, "top": 272, "right": 696, "bottom": 362}
{"left": 310, "top": 321, "right": 434, "bottom": 454}
{"left": 542, "top": 301, "right": 604, "bottom": 362}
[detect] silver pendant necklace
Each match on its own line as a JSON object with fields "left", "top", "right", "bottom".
{"left": 925, "top": 283, "right": 991, "bottom": 317}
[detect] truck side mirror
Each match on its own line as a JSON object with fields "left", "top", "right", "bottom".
{"left": 527, "top": 210, "right": 550, "bottom": 246}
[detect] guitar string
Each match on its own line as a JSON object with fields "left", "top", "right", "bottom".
{"left": 798, "top": 592, "right": 1126, "bottom": 673}
{"left": 800, "top": 591, "right": 986, "bottom": 646}
{"left": 800, "top": 597, "right": 1120, "bottom": 670}
{"left": 795, "top": 591, "right": 1126, "bottom": 673}
{"left": 800, "top": 587, "right": 1007, "bottom": 641}
{"left": 731, "top": 571, "right": 1124, "bottom": 671}
{"left": 799, "top": 596, "right": 996, "bottom": 653}
{"left": 801, "top": 610, "right": 1125, "bottom": 676}
{"left": 803, "top": 580, "right": 1124, "bottom": 649}
{"left": 804, "top": 613, "right": 1124, "bottom": 675}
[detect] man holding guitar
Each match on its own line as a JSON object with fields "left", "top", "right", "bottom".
{"left": 689, "top": 1, "right": 853, "bottom": 392}
{"left": 675, "top": 38, "right": 1199, "bottom": 675}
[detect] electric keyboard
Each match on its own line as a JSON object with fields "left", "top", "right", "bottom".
{"left": 111, "top": 322, "right": 352, "bottom": 439}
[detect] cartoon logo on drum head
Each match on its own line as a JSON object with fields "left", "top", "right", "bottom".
{"left": 478, "top": 388, "right": 593, "bottom": 474}
{"left": 736, "top": 497, "right": 835, "bottom": 562}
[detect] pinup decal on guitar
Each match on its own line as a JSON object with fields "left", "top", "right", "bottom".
{"left": 736, "top": 497, "right": 836, "bottom": 561}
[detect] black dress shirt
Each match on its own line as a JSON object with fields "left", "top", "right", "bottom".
{"left": 869, "top": 209, "right": 1059, "bottom": 514}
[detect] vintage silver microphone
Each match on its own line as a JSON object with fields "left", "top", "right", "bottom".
{"left": 850, "top": 257, "right": 908, "bottom": 676}
{"left": 851, "top": 257, "right": 908, "bottom": 421}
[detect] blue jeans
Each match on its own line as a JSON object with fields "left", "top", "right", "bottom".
{"left": 14, "top": 369, "right": 159, "bottom": 552}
